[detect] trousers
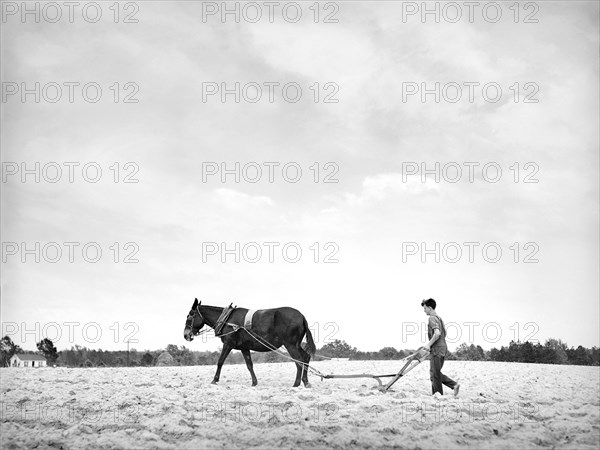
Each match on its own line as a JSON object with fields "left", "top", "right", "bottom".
{"left": 429, "top": 354, "right": 457, "bottom": 395}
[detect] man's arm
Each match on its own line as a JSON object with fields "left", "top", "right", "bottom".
{"left": 424, "top": 329, "right": 440, "bottom": 351}
{"left": 424, "top": 316, "right": 441, "bottom": 351}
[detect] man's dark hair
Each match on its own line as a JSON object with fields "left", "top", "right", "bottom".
{"left": 421, "top": 298, "right": 436, "bottom": 309}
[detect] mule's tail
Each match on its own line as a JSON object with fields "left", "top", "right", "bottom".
{"left": 302, "top": 317, "right": 316, "bottom": 356}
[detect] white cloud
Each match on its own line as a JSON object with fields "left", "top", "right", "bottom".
{"left": 343, "top": 173, "right": 440, "bottom": 206}
{"left": 214, "top": 188, "right": 274, "bottom": 209}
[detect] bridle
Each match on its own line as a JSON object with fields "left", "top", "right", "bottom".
{"left": 186, "top": 305, "right": 205, "bottom": 337}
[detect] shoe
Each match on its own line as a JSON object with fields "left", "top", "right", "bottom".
{"left": 453, "top": 383, "right": 460, "bottom": 397}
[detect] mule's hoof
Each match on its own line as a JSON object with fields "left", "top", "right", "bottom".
{"left": 252, "top": 382, "right": 258, "bottom": 387}
{"left": 292, "top": 384, "right": 301, "bottom": 388}
{"left": 304, "top": 383, "right": 312, "bottom": 388}
{"left": 211, "top": 380, "right": 218, "bottom": 385}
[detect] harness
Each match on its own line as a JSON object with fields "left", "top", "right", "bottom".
{"left": 214, "top": 303, "right": 236, "bottom": 336}
{"left": 190, "top": 305, "right": 257, "bottom": 338}
{"left": 216, "top": 308, "right": 256, "bottom": 336}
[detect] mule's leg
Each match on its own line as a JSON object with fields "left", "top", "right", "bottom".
{"left": 292, "top": 345, "right": 312, "bottom": 387}
{"left": 241, "top": 349, "right": 258, "bottom": 387}
{"left": 212, "top": 344, "right": 233, "bottom": 384}
{"left": 299, "top": 347, "right": 312, "bottom": 388}
{"left": 285, "top": 345, "right": 305, "bottom": 387}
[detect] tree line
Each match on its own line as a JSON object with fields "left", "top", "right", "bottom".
{"left": 1, "top": 335, "right": 598, "bottom": 367}
{"left": 0, "top": 337, "right": 291, "bottom": 367}
{"left": 317, "top": 338, "right": 600, "bottom": 366}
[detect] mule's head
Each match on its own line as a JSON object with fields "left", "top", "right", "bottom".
{"left": 183, "top": 298, "right": 205, "bottom": 341}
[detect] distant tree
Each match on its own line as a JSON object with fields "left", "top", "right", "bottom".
{"left": 454, "top": 343, "right": 470, "bottom": 360}
{"left": 1, "top": 336, "right": 23, "bottom": 367}
{"left": 101, "top": 350, "right": 114, "bottom": 367}
{"left": 488, "top": 347, "right": 497, "bottom": 361}
{"left": 493, "top": 347, "right": 507, "bottom": 361}
{"left": 179, "top": 346, "right": 195, "bottom": 366}
{"left": 455, "top": 343, "right": 485, "bottom": 361}
{"left": 377, "top": 347, "right": 400, "bottom": 360}
{"left": 532, "top": 343, "right": 550, "bottom": 363}
{"left": 475, "top": 345, "right": 485, "bottom": 360}
{"left": 195, "top": 351, "right": 215, "bottom": 365}
{"left": 166, "top": 344, "right": 179, "bottom": 358}
{"left": 318, "top": 340, "right": 357, "bottom": 358}
{"left": 36, "top": 338, "right": 59, "bottom": 364}
{"left": 573, "top": 346, "right": 591, "bottom": 365}
{"left": 545, "top": 339, "right": 569, "bottom": 364}
{"left": 263, "top": 351, "right": 280, "bottom": 363}
{"left": 591, "top": 347, "right": 600, "bottom": 366}
{"left": 507, "top": 341, "right": 522, "bottom": 361}
{"left": 141, "top": 352, "right": 154, "bottom": 366}
{"left": 200, "top": 351, "right": 220, "bottom": 365}
{"left": 226, "top": 351, "right": 244, "bottom": 365}
{"left": 484, "top": 338, "right": 600, "bottom": 365}
{"left": 165, "top": 344, "right": 195, "bottom": 365}
{"left": 520, "top": 341, "right": 535, "bottom": 363}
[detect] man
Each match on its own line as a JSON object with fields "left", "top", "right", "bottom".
{"left": 422, "top": 298, "right": 460, "bottom": 396}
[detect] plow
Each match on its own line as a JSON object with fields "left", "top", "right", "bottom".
{"left": 239, "top": 324, "right": 431, "bottom": 392}
{"left": 309, "top": 347, "right": 431, "bottom": 392}
{"left": 236, "top": 319, "right": 431, "bottom": 392}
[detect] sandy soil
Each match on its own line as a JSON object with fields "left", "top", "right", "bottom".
{"left": 1, "top": 360, "right": 599, "bottom": 449}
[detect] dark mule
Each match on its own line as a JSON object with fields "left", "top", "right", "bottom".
{"left": 183, "top": 298, "right": 316, "bottom": 387}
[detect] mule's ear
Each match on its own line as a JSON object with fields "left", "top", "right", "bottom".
{"left": 193, "top": 298, "right": 199, "bottom": 308}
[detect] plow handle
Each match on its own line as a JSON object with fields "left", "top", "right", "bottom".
{"left": 382, "top": 347, "right": 430, "bottom": 391}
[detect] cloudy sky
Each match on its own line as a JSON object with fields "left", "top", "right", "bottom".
{"left": 1, "top": 1, "right": 598, "bottom": 354}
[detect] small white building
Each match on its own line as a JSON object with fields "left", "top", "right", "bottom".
{"left": 10, "top": 354, "right": 47, "bottom": 368}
